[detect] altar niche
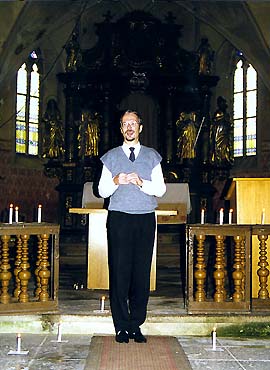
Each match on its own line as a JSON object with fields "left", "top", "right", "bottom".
{"left": 52, "top": 10, "right": 222, "bottom": 237}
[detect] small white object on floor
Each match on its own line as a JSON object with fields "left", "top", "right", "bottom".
{"left": 51, "top": 322, "right": 68, "bottom": 343}
{"left": 8, "top": 333, "right": 29, "bottom": 355}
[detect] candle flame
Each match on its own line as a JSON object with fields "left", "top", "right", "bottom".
{"left": 101, "top": 296, "right": 105, "bottom": 300}
{"left": 10, "top": 204, "right": 13, "bottom": 208}
{"left": 15, "top": 206, "right": 19, "bottom": 211}
{"left": 38, "top": 204, "right": 42, "bottom": 208}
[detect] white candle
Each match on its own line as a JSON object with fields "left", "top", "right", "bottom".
{"left": 15, "top": 206, "right": 19, "bottom": 223}
{"left": 201, "top": 209, "right": 205, "bottom": 224}
{"left": 219, "top": 208, "right": 224, "bottom": 225}
{"left": 57, "top": 322, "right": 62, "bottom": 342}
{"left": 100, "top": 296, "right": 105, "bottom": 312}
{"left": 212, "top": 327, "right": 216, "bottom": 351}
{"left": 229, "top": 208, "right": 233, "bottom": 224}
{"left": 261, "top": 208, "right": 265, "bottom": 224}
{"left": 9, "top": 204, "right": 13, "bottom": 224}
{"left": 38, "top": 204, "right": 42, "bottom": 223}
{"left": 16, "top": 333, "right": 21, "bottom": 352}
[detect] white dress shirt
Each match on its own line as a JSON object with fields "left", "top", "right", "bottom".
{"left": 98, "top": 142, "right": 166, "bottom": 199}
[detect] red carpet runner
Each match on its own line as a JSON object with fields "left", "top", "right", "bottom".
{"left": 86, "top": 335, "right": 192, "bottom": 370}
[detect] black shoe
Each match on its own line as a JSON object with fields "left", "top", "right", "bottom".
{"left": 129, "top": 329, "right": 147, "bottom": 343}
{"left": 115, "top": 330, "right": 129, "bottom": 343}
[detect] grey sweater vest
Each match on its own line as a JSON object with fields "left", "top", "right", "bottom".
{"left": 101, "top": 145, "right": 162, "bottom": 214}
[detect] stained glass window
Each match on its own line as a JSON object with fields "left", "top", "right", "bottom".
{"left": 233, "top": 57, "right": 257, "bottom": 157}
{"left": 16, "top": 51, "right": 41, "bottom": 155}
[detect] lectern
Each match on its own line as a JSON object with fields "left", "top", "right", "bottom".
{"left": 70, "top": 182, "right": 191, "bottom": 290}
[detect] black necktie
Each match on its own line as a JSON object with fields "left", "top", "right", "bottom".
{"left": 129, "top": 147, "right": 135, "bottom": 162}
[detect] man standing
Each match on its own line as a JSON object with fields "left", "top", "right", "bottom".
{"left": 98, "top": 110, "right": 166, "bottom": 343}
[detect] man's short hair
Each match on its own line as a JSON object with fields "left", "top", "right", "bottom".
{"left": 120, "top": 110, "right": 143, "bottom": 125}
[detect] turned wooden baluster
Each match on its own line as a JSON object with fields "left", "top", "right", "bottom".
{"left": 13, "top": 236, "right": 23, "bottom": 299}
{"left": 222, "top": 238, "right": 227, "bottom": 300}
{"left": 240, "top": 237, "right": 246, "bottom": 299}
{"left": 194, "top": 234, "right": 206, "bottom": 302}
{"left": 35, "top": 235, "right": 43, "bottom": 298}
{"left": 18, "top": 234, "right": 31, "bottom": 303}
{"left": 257, "top": 234, "right": 269, "bottom": 299}
{"left": 0, "top": 240, "right": 2, "bottom": 296}
{"left": 38, "top": 233, "right": 50, "bottom": 302}
{"left": 0, "top": 235, "right": 12, "bottom": 304}
{"left": 214, "top": 235, "right": 225, "bottom": 302}
{"left": 232, "top": 235, "right": 244, "bottom": 302}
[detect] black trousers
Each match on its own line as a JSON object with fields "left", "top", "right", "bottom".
{"left": 107, "top": 211, "right": 156, "bottom": 333}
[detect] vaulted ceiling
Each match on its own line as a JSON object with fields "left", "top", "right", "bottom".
{"left": 0, "top": 1, "right": 269, "bottom": 87}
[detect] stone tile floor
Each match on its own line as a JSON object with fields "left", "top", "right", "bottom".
{"left": 1, "top": 333, "right": 270, "bottom": 369}
{"left": 2, "top": 266, "right": 270, "bottom": 369}
{"left": 179, "top": 336, "right": 270, "bottom": 370}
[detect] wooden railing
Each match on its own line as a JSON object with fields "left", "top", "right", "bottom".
{"left": 2, "top": 221, "right": 269, "bottom": 316}
{"left": 0, "top": 223, "right": 59, "bottom": 314}
{"left": 187, "top": 224, "right": 270, "bottom": 314}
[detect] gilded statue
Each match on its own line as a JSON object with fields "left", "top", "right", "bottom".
{"left": 78, "top": 111, "right": 100, "bottom": 158}
{"left": 210, "top": 96, "right": 233, "bottom": 166}
{"left": 42, "top": 99, "right": 65, "bottom": 160}
{"left": 197, "top": 38, "right": 214, "bottom": 75}
{"left": 176, "top": 111, "right": 198, "bottom": 162}
{"left": 65, "top": 32, "right": 82, "bottom": 72}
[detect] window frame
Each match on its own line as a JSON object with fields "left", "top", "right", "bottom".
{"left": 15, "top": 50, "right": 42, "bottom": 156}
{"left": 233, "top": 55, "right": 257, "bottom": 158}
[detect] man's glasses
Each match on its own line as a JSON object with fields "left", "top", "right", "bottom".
{"left": 121, "top": 120, "right": 139, "bottom": 128}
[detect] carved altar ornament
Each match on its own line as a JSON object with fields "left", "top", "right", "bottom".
{"left": 176, "top": 111, "right": 198, "bottom": 161}
{"left": 210, "top": 96, "right": 234, "bottom": 166}
{"left": 165, "top": 171, "right": 179, "bottom": 183}
{"left": 42, "top": 99, "right": 65, "bottom": 160}
{"left": 197, "top": 38, "right": 214, "bottom": 75}
{"left": 78, "top": 111, "right": 101, "bottom": 158}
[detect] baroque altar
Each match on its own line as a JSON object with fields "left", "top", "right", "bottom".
{"left": 43, "top": 10, "right": 233, "bottom": 243}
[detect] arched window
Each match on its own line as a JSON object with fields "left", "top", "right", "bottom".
{"left": 16, "top": 50, "right": 41, "bottom": 155}
{"left": 233, "top": 56, "right": 257, "bottom": 157}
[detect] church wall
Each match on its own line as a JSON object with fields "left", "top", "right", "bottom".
{"left": 213, "top": 41, "right": 233, "bottom": 105}
{"left": 0, "top": 149, "right": 59, "bottom": 223}
{"left": 0, "top": 78, "right": 16, "bottom": 151}
{"left": 257, "top": 79, "right": 270, "bottom": 175}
